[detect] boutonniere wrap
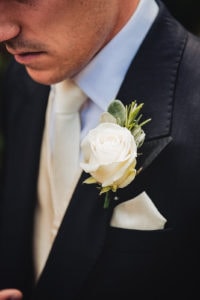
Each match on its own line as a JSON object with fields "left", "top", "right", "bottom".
{"left": 80, "top": 99, "right": 151, "bottom": 208}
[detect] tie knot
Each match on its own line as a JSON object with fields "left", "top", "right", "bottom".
{"left": 53, "top": 78, "right": 87, "bottom": 114}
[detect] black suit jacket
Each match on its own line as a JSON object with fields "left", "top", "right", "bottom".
{"left": 1, "top": 1, "right": 200, "bottom": 299}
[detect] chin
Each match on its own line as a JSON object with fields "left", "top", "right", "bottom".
{"left": 26, "top": 67, "right": 69, "bottom": 85}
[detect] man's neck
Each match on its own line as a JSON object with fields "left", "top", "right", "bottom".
{"left": 103, "top": 0, "right": 140, "bottom": 47}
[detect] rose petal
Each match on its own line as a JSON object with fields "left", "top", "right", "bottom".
{"left": 80, "top": 122, "right": 138, "bottom": 189}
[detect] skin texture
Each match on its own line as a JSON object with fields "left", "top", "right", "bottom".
{"left": 0, "top": 0, "right": 139, "bottom": 298}
{"left": 0, "top": 0, "right": 139, "bottom": 85}
{"left": 0, "top": 289, "right": 22, "bottom": 300}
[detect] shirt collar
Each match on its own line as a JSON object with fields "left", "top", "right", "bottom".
{"left": 73, "top": 0, "right": 159, "bottom": 111}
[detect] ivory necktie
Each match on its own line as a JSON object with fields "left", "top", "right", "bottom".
{"left": 52, "top": 79, "right": 87, "bottom": 214}
{"left": 34, "top": 79, "right": 87, "bottom": 279}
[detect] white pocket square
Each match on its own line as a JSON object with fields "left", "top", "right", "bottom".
{"left": 110, "top": 191, "right": 167, "bottom": 230}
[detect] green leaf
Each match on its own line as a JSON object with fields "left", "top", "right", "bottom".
{"left": 107, "top": 100, "right": 126, "bottom": 126}
{"left": 99, "top": 186, "right": 111, "bottom": 195}
{"left": 100, "top": 112, "right": 117, "bottom": 124}
{"left": 126, "top": 102, "right": 143, "bottom": 128}
{"left": 139, "top": 118, "right": 152, "bottom": 128}
{"left": 83, "top": 176, "right": 97, "bottom": 184}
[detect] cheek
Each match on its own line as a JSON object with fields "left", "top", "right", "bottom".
{"left": 23, "top": 6, "right": 115, "bottom": 83}
{"left": 43, "top": 32, "right": 102, "bottom": 81}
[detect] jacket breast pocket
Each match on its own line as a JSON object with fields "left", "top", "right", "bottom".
{"left": 105, "top": 225, "right": 174, "bottom": 254}
{"left": 87, "top": 226, "right": 175, "bottom": 298}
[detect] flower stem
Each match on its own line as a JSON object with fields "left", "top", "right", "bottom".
{"left": 104, "top": 191, "right": 110, "bottom": 209}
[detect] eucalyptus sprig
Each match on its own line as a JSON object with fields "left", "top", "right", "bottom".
{"left": 107, "top": 99, "right": 151, "bottom": 148}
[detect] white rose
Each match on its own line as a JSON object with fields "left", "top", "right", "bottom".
{"left": 80, "top": 123, "right": 137, "bottom": 190}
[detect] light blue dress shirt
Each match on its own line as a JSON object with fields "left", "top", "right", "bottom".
{"left": 73, "top": 0, "right": 158, "bottom": 141}
{"left": 49, "top": 0, "right": 158, "bottom": 150}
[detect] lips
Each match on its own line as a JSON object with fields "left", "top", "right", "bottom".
{"left": 13, "top": 51, "right": 45, "bottom": 64}
{"left": 5, "top": 45, "right": 45, "bottom": 65}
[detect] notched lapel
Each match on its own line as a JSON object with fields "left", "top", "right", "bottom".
{"left": 138, "top": 136, "right": 173, "bottom": 172}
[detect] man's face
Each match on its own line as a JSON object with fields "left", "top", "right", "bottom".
{"left": 0, "top": 0, "right": 131, "bottom": 84}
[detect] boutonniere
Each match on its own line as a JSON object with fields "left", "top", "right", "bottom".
{"left": 80, "top": 99, "right": 151, "bottom": 208}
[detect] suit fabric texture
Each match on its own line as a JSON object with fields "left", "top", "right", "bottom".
{"left": 0, "top": 1, "right": 200, "bottom": 299}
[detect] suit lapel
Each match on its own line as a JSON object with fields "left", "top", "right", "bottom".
{"left": 34, "top": 2, "right": 187, "bottom": 299}
{"left": 138, "top": 136, "right": 173, "bottom": 172}
{"left": 117, "top": 0, "right": 186, "bottom": 170}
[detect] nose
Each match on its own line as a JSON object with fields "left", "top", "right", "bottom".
{"left": 0, "top": 22, "right": 20, "bottom": 43}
